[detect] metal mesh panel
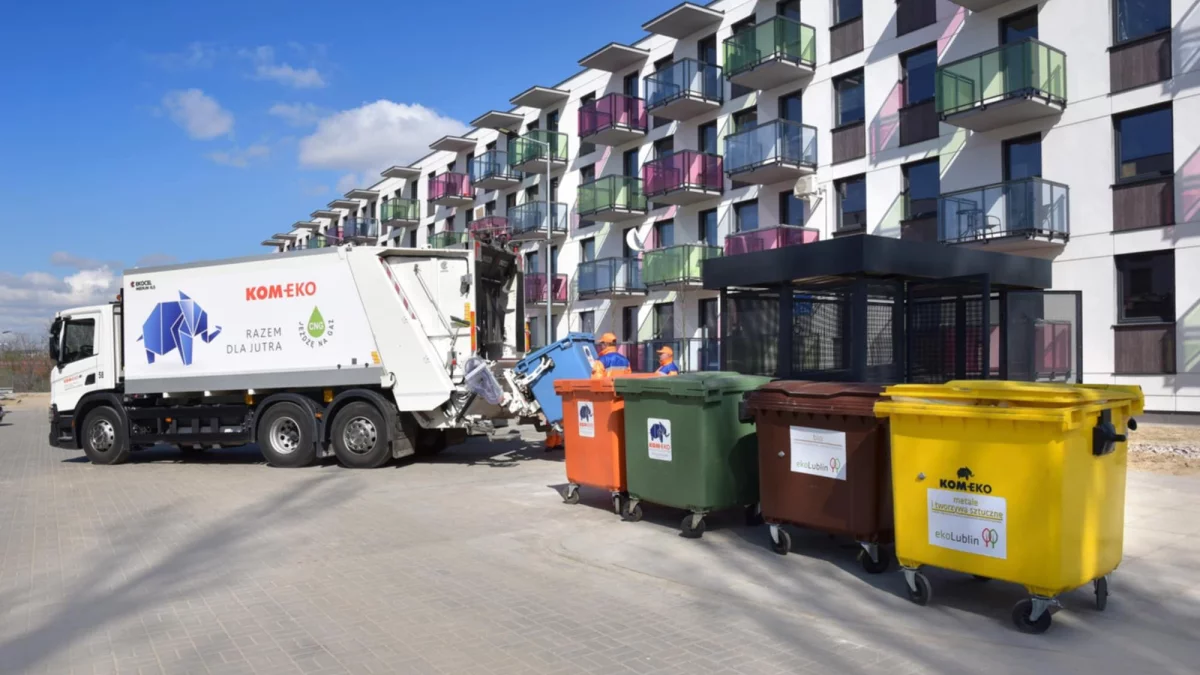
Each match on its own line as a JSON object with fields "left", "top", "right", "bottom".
{"left": 906, "top": 281, "right": 989, "bottom": 384}
{"left": 724, "top": 290, "right": 778, "bottom": 376}
{"left": 907, "top": 295, "right": 958, "bottom": 384}
{"left": 793, "top": 293, "right": 846, "bottom": 373}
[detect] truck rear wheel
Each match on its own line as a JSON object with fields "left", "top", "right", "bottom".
{"left": 257, "top": 402, "right": 316, "bottom": 468}
{"left": 331, "top": 402, "right": 391, "bottom": 468}
{"left": 81, "top": 406, "right": 131, "bottom": 465}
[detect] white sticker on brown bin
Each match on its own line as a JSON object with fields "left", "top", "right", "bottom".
{"left": 788, "top": 426, "right": 847, "bottom": 480}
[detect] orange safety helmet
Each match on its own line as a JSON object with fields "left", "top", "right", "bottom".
{"left": 598, "top": 332, "right": 618, "bottom": 345}
{"left": 656, "top": 345, "right": 674, "bottom": 359}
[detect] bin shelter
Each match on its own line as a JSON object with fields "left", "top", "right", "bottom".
{"left": 613, "top": 372, "right": 772, "bottom": 538}
{"left": 554, "top": 374, "right": 657, "bottom": 514}
{"left": 744, "top": 381, "right": 893, "bottom": 573}
{"left": 874, "top": 381, "right": 1143, "bottom": 634}
{"left": 512, "top": 333, "right": 598, "bottom": 430}
{"left": 701, "top": 235, "right": 1083, "bottom": 385}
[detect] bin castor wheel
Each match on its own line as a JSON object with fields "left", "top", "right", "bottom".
{"left": 770, "top": 527, "right": 791, "bottom": 555}
{"left": 1094, "top": 577, "right": 1109, "bottom": 611}
{"left": 622, "top": 501, "right": 643, "bottom": 523}
{"left": 561, "top": 484, "right": 580, "bottom": 505}
{"left": 904, "top": 571, "right": 932, "bottom": 606}
{"left": 1012, "top": 599, "right": 1053, "bottom": 634}
{"left": 681, "top": 514, "right": 706, "bottom": 539}
{"left": 744, "top": 504, "right": 764, "bottom": 527}
{"left": 858, "top": 548, "right": 890, "bottom": 574}
{"left": 611, "top": 493, "right": 625, "bottom": 515}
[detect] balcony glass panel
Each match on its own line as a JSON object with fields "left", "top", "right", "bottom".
{"left": 469, "top": 216, "right": 510, "bottom": 239}
{"left": 578, "top": 176, "right": 647, "bottom": 216}
{"left": 524, "top": 273, "right": 569, "bottom": 303}
{"left": 577, "top": 258, "right": 645, "bottom": 296}
{"left": 725, "top": 120, "right": 817, "bottom": 174}
{"left": 579, "top": 93, "right": 648, "bottom": 137}
{"left": 724, "top": 224, "right": 818, "bottom": 256}
{"left": 508, "top": 202, "right": 569, "bottom": 237}
{"left": 645, "top": 58, "right": 724, "bottom": 109}
{"left": 508, "top": 130, "right": 569, "bottom": 167}
{"left": 430, "top": 172, "right": 473, "bottom": 201}
{"left": 641, "top": 244, "right": 721, "bottom": 286}
{"left": 305, "top": 235, "right": 327, "bottom": 249}
{"left": 469, "top": 150, "right": 521, "bottom": 183}
{"left": 381, "top": 198, "right": 420, "bottom": 222}
{"left": 343, "top": 219, "right": 380, "bottom": 240}
{"left": 643, "top": 151, "right": 723, "bottom": 197}
{"left": 430, "top": 231, "right": 469, "bottom": 249}
{"left": 938, "top": 178, "right": 1069, "bottom": 243}
{"left": 936, "top": 38, "right": 1067, "bottom": 116}
{"left": 723, "top": 17, "right": 816, "bottom": 77}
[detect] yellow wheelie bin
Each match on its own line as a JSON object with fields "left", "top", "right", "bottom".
{"left": 874, "top": 381, "right": 1143, "bottom": 634}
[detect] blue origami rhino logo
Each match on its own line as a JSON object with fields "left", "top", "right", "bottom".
{"left": 579, "top": 404, "right": 593, "bottom": 422}
{"left": 649, "top": 422, "right": 669, "bottom": 443}
{"left": 138, "top": 292, "right": 222, "bottom": 366}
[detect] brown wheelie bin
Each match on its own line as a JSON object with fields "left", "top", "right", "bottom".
{"left": 744, "top": 381, "right": 893, "bottom": 573}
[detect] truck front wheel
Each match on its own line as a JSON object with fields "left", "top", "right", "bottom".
{"left": 81, "top": 406, "right": 131, "bottom": 465}
{"left": 257, "top": 402, "right": 317, "bottom": 468}
{"left": 331, "top": 402, "right": 391, "bottom": 469}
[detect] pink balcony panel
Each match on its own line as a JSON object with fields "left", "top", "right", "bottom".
{"left": 469, "top": 216, "right": 510, "bottom": 239}
{"left": 643, "top": 151, "right": 723, "bottom": 196}
{"left": 724, "top": 225, "right": 819, "bottom": 256}
{"left": 431, "top": 172, "right": 473, "bottom": 201}
{"left": 579, "top": 94, "right": 648, "bottom": 138}
{"left": 525, "top": 273, "right": 569, "bottom": 303}
{"left": 1036, "top": 320, "right": 1072, "bottom": 378}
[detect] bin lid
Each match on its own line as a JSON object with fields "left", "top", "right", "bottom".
{"left": 612, "top": 371, "right": 773, "bottom": 399}
{"left": 745, "top": 380, "right": 884, "bottom": 416}
{"left": 553, "top": 373, "right": 657, "bottom": 395}
{"left": 882, "top": 381, "right": 1144, "bottom": 407}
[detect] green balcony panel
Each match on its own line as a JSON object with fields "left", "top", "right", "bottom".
{"left": 723, "top": 17, "right": 816, "bottom": 90}
{"left": 430, "top": 230, "right": 469, "bottom": 249}
{"left": 508, "top": 130, "right": 569, "bottom": 173}
{"left": 935, "top": 38, "right": 1066, "bottom": 132}
{"left": 381, "top": 198, "right": 420, "bottom": 223}
{"left": 578, "top": 176, "right": 648, "bottom": 222}
{"left": 642, "top": 244, "right": 721, "bottom": 288}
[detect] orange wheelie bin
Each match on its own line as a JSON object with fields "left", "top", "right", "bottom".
{"left": 554, "top": 375, "right": 655, "bottom": 515}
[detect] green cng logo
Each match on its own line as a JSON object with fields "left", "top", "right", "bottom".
{"left": 299, "top": 307, "right": 335, "bottom": 348}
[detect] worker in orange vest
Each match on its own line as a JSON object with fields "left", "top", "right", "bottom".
{"left": 656, "top": 345, "right": 680, "bottom": 376}
{"left": 591, "top": 332, "right": 631, "bottom": 378}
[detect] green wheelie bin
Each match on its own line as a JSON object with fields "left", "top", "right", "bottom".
{"left": 613, "top": 372, "right": 772, "bottom": 538}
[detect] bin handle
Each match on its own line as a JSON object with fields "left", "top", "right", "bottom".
{"left": 1092, "top": 409, "right": 1125, "bottom": 457}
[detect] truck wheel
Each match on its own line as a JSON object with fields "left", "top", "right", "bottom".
{"left": 414, "top": 429, "right": 448, "bottom": 456}
{"left": 81, "top": 406, "right": 131, "bottom": 465}
{"left": 331, "top": 402, "right": 391, "bottom": 468}
{"left": 257, "top": 402, "right": 316, "bottom": 468}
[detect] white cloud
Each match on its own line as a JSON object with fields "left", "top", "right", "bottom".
{"left": 161, "top": 89, "right": 234, "bottom": 140}
{"left": 0, "top": 265, "right": 121, "bottom": 335}
{"left": 298, "top": 100, "right": 468, "bottom": 173}
{"left": 206, "top": 144, "right": 271, "bottom": 168}
{"left": 243, "top": 46, "right": 325, "bottom": 88}
{"left": 268, "top": 102, "right": 325, "bottom": 127}
{"left": 146, "top": 42, "right": 218, "bottom": 70}
{"left": 335, "top": 173, "right": 361, "bottom": 194}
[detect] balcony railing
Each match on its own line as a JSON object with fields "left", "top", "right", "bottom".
{"left": 579, "top": 93, "right": 648, "bottom": 141}
{"left": 508, "top": 130, "right": 569, "bottom": 170}
{"left": 578, "top": 176, "right": 647, "bottom": 220}
{"left": 723, "top": 16, "right": 816, "bottom": 78}
{"left": 469, "top": 216, "right": 510, "bottom": 242}
{"left": 724, "top": 119, "right": 817, "bottom": 176}
{"left": 430, "top": 230, "right": 469, "bottom": 249}
{"left": 938, "top": 177, "right": 1070, "bottom": 244}
{"left": 618, "top": 339, "right": 723, "bottom": 373}
{"left": 430, "top": 172, "right": 474, "bottom": 203}
{"left": 576, "top": 257, "right": 646, "bottom": 298}
{"left": 381, "top": 198, "right": 420, "bottom": 223}
{"left": 470, "top": 150, "right": 522, "bottom": 188}
{"left": 643, "top": 151, "right": 724, "bottom": 198}
{"left": 641, "top": 244, "right": 721, "bottom": 287}
{"left": 305, "top": 235, "right": 327, "bottom": 249}
{"left": 508, "top": 202, "right": 569, "bottom": 239}
{"left": 645, "top": 58, "right": 723, "bottom": 110}
{"left": 725, "top": 224, "right": 819, "bottom": 256}
{"left": 524, "top": 273, "right": 569, "bottom": 303}
{"left": 936, "top": 38, "right": 1067, "bottom": 118}
{"left": 342, "top": 219, "right": 381, "bottom": 241}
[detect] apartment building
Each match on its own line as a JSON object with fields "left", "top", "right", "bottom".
{"left": 262, "top": 0, "right": 1197, "bottom": 413}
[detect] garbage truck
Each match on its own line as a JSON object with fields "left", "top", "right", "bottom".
{"left": 47, "top": 244, "right": 578, "bottom": 468}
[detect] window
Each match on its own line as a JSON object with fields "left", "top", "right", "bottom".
{"left": 729, "top": 19, "right": 755, "bottom": 99}
{"left": 579, "top": 93, "right": 596, "bottom": 157}
{"left": 836, "top": 175, "right": 866, "bottom": 231}
{"left": 699, "top": 208, "right": 719, "bottom": 246}
{"left": 734, "top": 200, "right": 759, "bottom": 232}
{"left": 60, "top": 318, "right": 96, "bottom": 365}
{"left": 622, "top": 228, "right": 637, "bottom": 258}
{"left": 580, "top": 238, "right": 595, "bottom": 263}
{"left": 834, "top": 0, "right": 862, "bottom": 24}
{"left": 486, "top": 140, "right": 496, "bottom": 152}
{"left": 732, "top": 108, "right": 757, "bottom": 133}
{"left": 623, "top": 72, "right": 639, "bottom": 98}
{"left": 698, "top": 122, "right": 718, "bottom": 155}
{"left": 1115, "top": 105, "right": 1173, "bottom": 182}
{"left": 779, "top": 191, "right": 807, "bottom": 226}
{"left": 653, "top": 303, "right": 675, "bottom": 340}
{"left": 1003, "top": 134, "right": 1042, "bottom": 181}
{"left": 524, "top": 185, "right": 538, "bottom": 203}
{"left": 653, "top": 136, "right": 674, "bottom": 158}
{"left": 901, "top": 45, "right": 937, "bottom": 105}
{"left": 623, "top": 149, "right": 639, "bottom": 177}
{"left": 621, "top": 306, "right": 638, "bottom": 342}
{"left": 652, "top": 56, "right": 674, "bottom": 129}
{"left": 526, "top": 251, "right": 540, "bottom": 275}
{"left": 1114, "top": 0, "right": 1170, "bottom": 44}
{"left": 1117, "top": 250, "right": 1175, "bottom": 323}
{"left": 1000, "top": 7, "right": 1038, "bottom": 43}
{"left": 527, "top": 316, "right": 539, "bottom": 349}
{"left": 580, "top": 165, "right": 595, "bottom": 185}
{"left": 485, "top": 200, "right": 496, "bottom": 216}
{"left": 505, "top": 193, "right": 517, "bottom": 212}
{"left": 426, "top": 172, "right": 436, "bottom": 215}
{"left": 654, "top": 219, "right": 675, "bottom": 248}
{"left": 448, "top": 214, "right": 456, "bottom": 231}
{"left": 697, "top": 34, "right": 717, "bottom": 65}
{"left": 550, "top": 245, "right": 560, "bottom": 274}
{"left": 546, "top": 110, "right": 560, "bottom": 132}
{"left": 408, "top": 229, "right": 417, "bottom": 248}
{"left": 902, "top": 159, "right": 940, "bottom": 220}
{"left": 699, "top": 299, "right": 719, "bottom": 336}
{"left": 777, "top": 0, "right": 800, "bottom": 20}
{"left": 579, "top": 311, "right": 596, "bottom": 335}
{"left": 409, "top": 181, "right": 418, "bottom": 199}
{"left": 778, "top": 90, "right": 803, "bottom": 123}
{"left": 834, "top": 70, "right": 865, "bottom": 126}
{"left": 550, "top": 177, "right": 560, "bottom": 203}
{"left": 425, "top": 223, "right": 434, "bottom": 246}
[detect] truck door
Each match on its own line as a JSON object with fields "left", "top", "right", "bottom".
{"left": 49, "top": 309, "right": 110, "bottom": 412}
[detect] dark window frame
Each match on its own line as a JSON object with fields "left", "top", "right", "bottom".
{"left": 698, "top": 121, "right": 719, "bottom": 155}
{"left": 733, "top": 199, "right": 759, "bottom": 232}
{"left": 1116, "top": 249, "right": 1175, "bottom": 324}
{"left": 900, "top": 43, "right": 938, "bottom": 107}
{"left": 60, "top": 317, "right": 97, "bottom": 365}
{"left": 580, "top": 237, "right": 596, "bottom": 263}
{"left": 999, "top": 6, "right": 1039, "bottom": 45}
{"left": 832, "top": 0, "right": 863, "bottom": 26}
{"left": 1002, "top": 133, "right": 1043, "bottom": 182}
{"left": 1113, "top": 103, "right": 1174, "bottom": 185}
{"left": 835, "top": 174, "right": 867, "bottom": 232}
{"left": 778, "top": 89, "right": 804, "bottom": 123}
{"left": 1111, "top": 0, "right": 1172, "bottom": 47}
{"left": 579, "top": 310, "right": 596, "bottom": 336}
{"left": 902, "top": 158, "right": 940, "bottom": 221}
{"left": 779, "top": 190, "right": 807, "bottom": 226}
{"left": 833, "top": 69, "right": 865, "bottom": 128}
{"left": 699, "top": 208, "right": 719, "bottom": 246}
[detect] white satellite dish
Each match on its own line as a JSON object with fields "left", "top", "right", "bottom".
{"left": 625, "top": 222, "right": 652, "bottom": 253}
{"left": 793, "top": 174, "right": 819, "bottom": 200}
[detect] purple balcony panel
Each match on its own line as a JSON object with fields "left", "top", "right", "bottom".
{"left": 525, "top": 273, "right": 569, "bottom": 303}
{"left": 431, "top": 172, "right": 473, "bottom": 201}
{"left": 579, "top": 93, "right": 648, "bottom": 138}
{"left": 643, "top": 151, "right": 723, "bottom": 196}
{"left": 724, "top": 225, "right": 819, "bottom": 256}
{"left": 469, "top": 216, "right": 510, "bottom": 239}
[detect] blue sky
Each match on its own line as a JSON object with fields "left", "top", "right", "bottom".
{"left": 0, "top": 0, "right": 677, "bottom": 333}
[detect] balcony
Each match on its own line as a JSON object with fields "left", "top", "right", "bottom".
{"left": 524, "top": 273, "right": 569, "bottom": 304}
{"left": 430, "top": 172, "right": 474, "bottom": 207}
{"left": 723, "top": 17, "right": 816, "bottom": 91}
{"left": 938, "top": 178, "right": 1069, "bottom": 254}
{"left": 724, "top": 225, "right": 819, "bottom": 256}
{"left": 641, "top": 244, "right": 721, "bottom": 290}
{"left": 578, "top": 94, "right": 648, "bottom": 147}
{"left": 470, "top": 150, "right": 522, "bottom": 191}
{"left": 381, "top": 198, "right": 420, "bottom": 225}
{"left": 724, "top": 119, "right": 817, "bottom": 185}
{"left": 340, "top": 219, "right": 381, "bottom": 243}
{"left": 508, "top": 202, "right": 569, "bottom": 241}
{"left": 644, "top": 58, "right": 723, "bottom": 121}
{"left": 508, "top": 130, "right": 568, "bottom": 174}
{"left": 305, "top": 234, "right": 329, "bottom": 250}
{"left": 578, "top": 176, "right": 648, "bottom": 223}
{"left": 576, "top": 258, "right": 646, "bottom": 299}
{"left": 430, "top": 230, "right": 469, "bottom": 249}
{"left": 936, "top": 38, "right": 1067, "bottom": 132}
{"left": 469, "top": 216, "right": 511, "bottom": 244}
{"left": 643, "top": 151, "right": 723, "bottom": 205}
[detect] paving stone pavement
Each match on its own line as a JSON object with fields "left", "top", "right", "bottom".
{"left": 1, "top": 405, "right": 1198, "bottom": 674}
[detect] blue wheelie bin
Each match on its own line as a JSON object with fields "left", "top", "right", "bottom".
{"left": 513, "top": 333, "right": 598, "bottom": 428}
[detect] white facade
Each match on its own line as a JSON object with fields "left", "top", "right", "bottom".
{"left": 270, "top": 0, "right": 1199, "bottom": 412}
